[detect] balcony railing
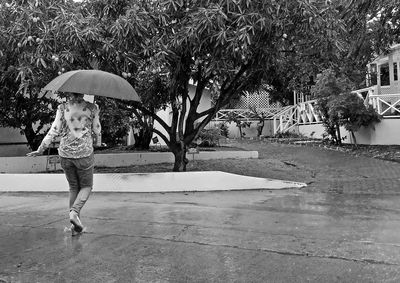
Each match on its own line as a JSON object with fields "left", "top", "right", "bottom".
{"left": 352, "top": 85, "right": 400, "bottom": 117}
{"left": 369, "top": 94, "right": 400, "bottom": 117}
{"left": 351, "top": 85, "right": 377, "bottom": 105}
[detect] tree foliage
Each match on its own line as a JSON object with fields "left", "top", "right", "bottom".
{"left": 123, "top": 0, "right": 349, "bottom": 170}
{"left": 328, "top": 93, "right": 381, "bottom": 145}
{"left": 1, "top": 0, "right": 397, "bottom": 171}
{"left": 0, "top": 0, "right": 80, "bottom": 149}
{"left": 0, "top": 0, "right": 146, "bottom": 149}
{"left": 311, "top": 69, "right": 381, "bottom": 145}
{"left": 265, "top": 0, "right": 400, "bottom": 104}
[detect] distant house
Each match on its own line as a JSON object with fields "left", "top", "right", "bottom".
{"left": 282, "top": 44, "right": 400, "bottom": 145}
{"left": 357, "top": 43, "right": 400, "bottom": 108}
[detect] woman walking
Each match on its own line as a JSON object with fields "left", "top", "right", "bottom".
{"left": 27, "top": 92, "right": 101, "bottom": 236}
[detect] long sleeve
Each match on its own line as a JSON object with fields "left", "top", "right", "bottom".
{"left": 92, "top": 104, "right": 102, "bottom": 147}
{"left": 37, "top": 105, "right": 63, "bottom": 153}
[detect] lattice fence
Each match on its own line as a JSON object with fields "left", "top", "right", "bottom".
{"left": 229, "top": 89, "right": 282, "bottom": 109}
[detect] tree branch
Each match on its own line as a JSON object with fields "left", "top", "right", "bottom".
{"left": 152, "top": 127, "right": 170, "bottom": 147}
{"left": 130, "top": 102, "right": 171, "bottom": 132}
{"left": 178, "top": 84, "right": 188, "bottom": 141}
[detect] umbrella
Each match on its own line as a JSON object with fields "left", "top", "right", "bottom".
{"left": 42, "top": 70, "right": 141, "bottom": 102}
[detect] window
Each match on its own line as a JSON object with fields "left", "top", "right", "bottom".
{"left": 380, "top": 63, "right": 390, "bottom": 86}
{"left": 368, "top": 64, "right": 377, "bottom": 86}
{"left": 394, "top": 62, "right": 398, "bottom": 81}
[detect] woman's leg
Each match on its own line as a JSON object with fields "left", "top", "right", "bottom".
{"left": 61, "top": 157, "right": 85, "bottom": 233}
{"left": 70, "top": 185, "right": 92, "bottom": 215}
{"left": 60, "top": 158, "right": 80, "bottom": 211}
{"left": 69, "top": 154, "right": 94, "bottom": 227}
{"left": 69, "top": 167, "right": 93, "bottom": 233}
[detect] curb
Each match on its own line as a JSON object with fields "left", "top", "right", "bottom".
{"left": 0, "top": 150, "right": 258, "bottom": 173}
{"left": 0, "top": 171, "right": 306, "bottom": 192}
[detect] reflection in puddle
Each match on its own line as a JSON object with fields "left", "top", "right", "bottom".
{"left": 63, "top": 226, "right": 84, "bottom": 255}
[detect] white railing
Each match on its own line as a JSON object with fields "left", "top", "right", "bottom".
{"left": 351, "top": 85, "right": 377, "bottom": 105}
{"left": 216, "top": 86, "right": 400, "bottom": 137}
{"left": 352, "top": 85, "right": 400, "bottom": 117}
{"left": 273, "top": 105, "right": 298, "bottom": 134}
{"left": 297, "top": 99, "right": 321, "bottom": 124}
{"left": 369, "top": 94, "right": 400, "bottom": 117}
{"left": 272, "top": 100, "right": 321, "bottom": 134}
{"left": 214, "top": 107, "right": 285, "bottom": 121}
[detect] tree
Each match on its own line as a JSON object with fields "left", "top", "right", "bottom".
{"left": 130, "top": 64, "right": 169, "bottom": 150}
{"left": 123, "top": 0, "right": 348, "bottom": 171}
{"left": 263, "top": 0, "right": 400, "bottom": 105}
{"left": 328, "top": 93, "right": 381, "bottom": 145}
{"left": 311, "top": 69, "right": 352, "bottom": 144}
{"left": 0, "top": 0, "right": 80, "bottom": 149}
{"left": 249, "top": 106, "right": 266, "bottom": 137}
{"left": 3, "top": 0, "right": 390, "bottom": 171}
{"left": 0, "top": 0, "right": 146, "bottom": 150}
{"left": 225, "top": 112, "right": 251, "bottom": 139}
{"left": 311, "top": 68, "right": 381, "bottom": 145}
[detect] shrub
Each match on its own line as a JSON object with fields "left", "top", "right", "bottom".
{"left": 273, "top": 131, "right": 305, "bottom": 139}
{"left": 219, "top": 122, "right": 229, "bottom": 138}
{"left": 197, "top": 128, "right": 222, "bottom": 147}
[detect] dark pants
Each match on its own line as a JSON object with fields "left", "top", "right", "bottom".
{"left": 60, "top": 154, "right": 94, "bottom": 215}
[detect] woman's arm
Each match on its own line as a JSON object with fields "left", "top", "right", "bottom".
{"left": 27, "top": 105, "right": 63, "bottom": 156}
{"left": 92, "top": 103, "right": 102, "bottom": 147}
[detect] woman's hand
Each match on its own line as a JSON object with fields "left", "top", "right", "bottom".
{"left": 26, "top": 150, "right": 42, "bottom": 157}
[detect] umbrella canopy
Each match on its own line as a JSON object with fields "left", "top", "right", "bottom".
{"left": 42, "top": 70, "right": 141, "bottom": 102}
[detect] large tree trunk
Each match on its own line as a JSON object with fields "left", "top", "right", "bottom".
{"left": 134, "top": 123, "right": 153, "bottom": 150}
{"left": 351, "top": 130, "right": 357, "bottom": 147}
{"left": 238, "top": 126, "right": 243, "bottom": 138}
{"left": 335, "top": 123, "right": 342, "bottom": 145}
{"left": 257, "top": 120, "right": 264, "bottom": 137}
{"left": 171, "top": 142, "right": 189, "bottom": 172}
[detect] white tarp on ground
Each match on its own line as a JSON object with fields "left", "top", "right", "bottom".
{"left": 0, "top": 171, "right": 306, "bottom": 192}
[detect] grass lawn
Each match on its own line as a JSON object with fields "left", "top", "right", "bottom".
{"left": 94, "top": 138, "right": 400, "bottom": 182}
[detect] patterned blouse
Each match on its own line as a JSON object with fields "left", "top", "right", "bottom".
{"left": 38, "top": 98, "right": 101, "bottom": 159}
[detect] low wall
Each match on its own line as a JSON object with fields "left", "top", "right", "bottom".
{"left": 351, "top": 119, "right": 400, "bottom": 145}
{"left": 0, "top": 150, "right": 258, "bottom": 173}
{"left": 298, "top": 119, "right": 400, "bottom": 145}
{"left": 297, "top": 124, "right": 326, "bottom": 140}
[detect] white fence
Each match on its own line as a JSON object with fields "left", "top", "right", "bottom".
{"left": 272, "top": 105, "right": 297, "bottom": 134}
{"left": 214, "top": 107, "right": 285, "bottom": 121}
{"left": 215, "top": 89, "right": 400, "bottom": 136}
{"left": 272, "top": 100, "right": 321, "bottom": 134}
{"left": 297, "top": 100, "right": 321, "bottom": 124}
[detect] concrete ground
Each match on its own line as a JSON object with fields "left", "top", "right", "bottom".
{"left": 2, "top": 141, "right": 400, "bottom": 282}
{"left": 0, "top": 171, "right": 306, "bottom": 192}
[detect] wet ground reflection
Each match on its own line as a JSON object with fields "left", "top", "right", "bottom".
{"left": 3, "top": 191, "right": 400, "bottom": 281}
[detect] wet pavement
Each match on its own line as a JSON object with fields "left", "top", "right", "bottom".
{"left": 2, "top": 190, "right": 400, "bottom": 282}
{"left": 2, "top": 143, "right": 400, "bottom": 282}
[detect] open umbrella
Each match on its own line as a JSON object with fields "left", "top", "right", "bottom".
{"left": 42, "top": 70, "right": 141, "bottom": 102}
